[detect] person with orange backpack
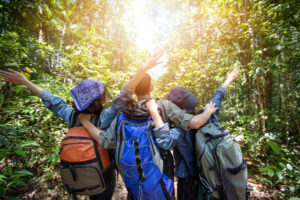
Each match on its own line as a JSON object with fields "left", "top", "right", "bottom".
{"left": 0, "top": 50, "right": 164, "bottom": 200}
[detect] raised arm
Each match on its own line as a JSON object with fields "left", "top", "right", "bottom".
{"left": 146, "top": 99, "right": 164, "bottom": 128}
{"left": 100, "top": 50, "right": 164, "bottom": 129}
{"left": 189, "top": 68, "right": 240, "bottom": 128}
{"left": 126, "top": 50, "right": 163, "bottom": 90}
{"left": 221, "top": 68, "right": 240, "bottom": 90}
{"left": 0, "top": 69, "right": 42, "bottom": 94}
{"left": 188, "top": 102, "right": 218, "bottom": 129}
{"left": 0, "top": 68, "right": 72, "bottom": 123}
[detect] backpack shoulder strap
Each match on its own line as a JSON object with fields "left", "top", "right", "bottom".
{"left": 69, "top": 110, "right": 78, "bottom": 128}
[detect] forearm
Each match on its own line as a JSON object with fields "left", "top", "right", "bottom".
{"left": 81, "top": 120, "right": 100, "bottom": 142}
{"left": 222, "top": 79, "right": 231, "bottom": 90}
{"left": 23, "top": 79, "right": 43, "bottom": 95}
{"left": 154, "top": 126, "right": 184, "bottom": 150}
{"left": 188, "top": 110, "right": 212, "bottom": 129}
{"left": 150, "top": 109, "right": 164, "bottom": 128}
{"left": 126, "top": 68, "right": 146, "bottom": 90}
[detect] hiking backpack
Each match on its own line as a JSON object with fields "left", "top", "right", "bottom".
{"left": 195, "top": 122, "right": 250, "bottom": 200}
{"left": 59, "top": 113, "right": 114, "bottom": 199}
{"left": 115, "top": 112, "right": 174, "bottom": 200}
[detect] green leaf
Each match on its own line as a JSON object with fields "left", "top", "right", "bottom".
{"left": 0, "top": 174, "right": 6, "bottom": 183}
{"left": 0, "top": 186, "right": 6, "bottom": 197}
{"left": 11, "top": 170, "right": 33, "bottom": 179}
{"left": 289, "top": 198, "right": 300, "bottom": 200}
{"left": 0, "top": 149, "right": 7, "bottom": 159}
{"left": 5, "top": 166, "right": 12, "bottom": 174}
{"left": 15, "top": 85, "right": 24, "bottom": 95}
{"left": 8, "top": 197, "right": 21, "bottom": 200}
{"left": 7, "top": 179, "right": 25, "bottom": 188}
{"left": 19, "top": 141, "right": 40, "bottom": 147}
{"left": 0, "top": 94, "right": 3, "bottom": 108}
{"left": 14, "top": 149, "right": 26, "bottom": 157}
{"left": 279, "top": 162, "right": 285, "bottom": 169}
{"left": 268, "top": 140, "right": 281, "bottom": 155}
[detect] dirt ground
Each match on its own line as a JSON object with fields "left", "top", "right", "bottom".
{"left": 111, "top": 174, "right": 277, "bottom": 200}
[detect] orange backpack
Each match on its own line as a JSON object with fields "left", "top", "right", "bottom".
{"left": 60, "top": 113, "right": 114, "bottom": 198}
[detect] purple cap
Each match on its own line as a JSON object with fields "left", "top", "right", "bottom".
{"left": 70, "top": 80, "right": 104, "bottom": 111}
{"left": 168, "top": 87, "right": 198, "bottom": 113}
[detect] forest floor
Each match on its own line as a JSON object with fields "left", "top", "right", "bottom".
{"left": 11, "top": 172, "right": 281, "bottom": 200}
{"left": 111, "top": 174, "right": 280, "bottom": 200}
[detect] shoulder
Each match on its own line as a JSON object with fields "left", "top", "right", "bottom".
{"left": 158, "top": 99, "right": 173, "bottom": 107}
{"left": 158, "top": 99, "right": 180, "bottom": 110}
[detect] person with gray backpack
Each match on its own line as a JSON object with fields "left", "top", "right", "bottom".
{"left": 155, "top": 68, "right": 251, "bottom": 200}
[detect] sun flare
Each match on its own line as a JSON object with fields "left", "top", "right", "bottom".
{"left": 124, "top": 0, "right": 181, "bottom": 78}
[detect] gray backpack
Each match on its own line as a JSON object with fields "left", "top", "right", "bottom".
{"left": 195, "top": 122, "right": 250, "bottom": 200}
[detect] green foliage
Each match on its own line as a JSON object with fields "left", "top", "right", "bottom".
{"left": 0, "top": 0, "right": 299, "bottom": 199}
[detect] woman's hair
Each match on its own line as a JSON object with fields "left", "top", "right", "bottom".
{"left": 72, "top": 85, "right": 109, "bottom": 114}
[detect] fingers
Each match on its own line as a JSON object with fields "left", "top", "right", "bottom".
{"left": 0, "top": 70, "right": 13, "bottom": 76}
{"left": 152, "top": 49, "right": 164, "bottom": 61}
{"left": 232, "top": 68, "right": 240, "bottom": 76}
{"left": 0, "top": 71, "right": 12, "bottom": 82}
{"left": 207, "top": 102, "right": 216, "bottom": 107}
{"left": 8, "top": 68, "right": 19, "bottom": 73}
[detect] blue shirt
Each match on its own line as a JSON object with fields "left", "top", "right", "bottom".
{"left": 155, "top": 86, "right": 228, "bottom": 178}
{"left": 38, "top": 86, "right": 134, "bottom": 128}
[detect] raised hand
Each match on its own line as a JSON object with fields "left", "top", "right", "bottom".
{"left": 0, "top": 68, "right": 42, "bottom": 95}
{"left": 141, "top": 49, "right": 164, "bottom": 72}
{"left": 204, "top": 102, "right": 218, "bottom": 115}
{"left": 222, "top": 68, "right": 240, "bottom": 89}
{"left": 0, "top": 68, "right": 28, "bottom": 85}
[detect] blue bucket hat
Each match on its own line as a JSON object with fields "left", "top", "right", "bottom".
{"left": 70, "top": 80, "right": 104, "bottom": 111}
{"left": 168, "top": 87, "right": 198, "bottom": 114}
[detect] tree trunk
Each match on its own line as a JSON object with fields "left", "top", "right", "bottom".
{"left": 263, "top": 70, "right": 273, "bottom": 112}
{"left": 256, "top": 75, "right": 266, "bottom": 132}
{"left": 288, "top": 74, "right": 300, "bottom": 135}
{"left": 277, "top": 67, "right": 281, "bottom": 112}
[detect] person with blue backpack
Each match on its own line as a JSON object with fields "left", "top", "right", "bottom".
{"left": 149, "top": 68, "right": 240, "bottom": 200}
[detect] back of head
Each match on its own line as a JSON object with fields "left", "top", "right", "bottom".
{"left": 135, "top": 73, "right": 152, "bottom": 97}
{"left": 70, "top": 80, "right": 108, "bottom": 114}
{"left": 168, "top": 87, "right": 198, "bottom": 114}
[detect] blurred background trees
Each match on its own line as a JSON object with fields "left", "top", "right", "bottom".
{"left": 0, "top": 0, "right": 299, "bottom": 199}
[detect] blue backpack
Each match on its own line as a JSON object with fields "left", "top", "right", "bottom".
{"left": 115, "top": 113, "right": 174, "bottom": 200}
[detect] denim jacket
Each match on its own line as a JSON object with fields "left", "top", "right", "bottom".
{"left": 155, "top": 86, "right": 228, "bottom": 178}
{"left": 38, "top": 86, "right": 134, "bottom": 128}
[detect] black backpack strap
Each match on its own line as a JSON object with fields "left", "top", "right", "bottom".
{"left": 159, "top": 179, "right": 172, "bottom": 200}
{"left": 159, "top": 149, "right": 174, "bottom": 180}
{"left": 69, "top": 111, "right": 78, "bottom": 128}
{"left": 72, "top": 193, "right": 78, "bottom": 200}
{"left": 133, "top": 137, "right": 146, "bottom": 182}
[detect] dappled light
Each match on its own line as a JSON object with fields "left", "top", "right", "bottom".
{"left": 0, "top": 0, "right": 299, "bottom": 199}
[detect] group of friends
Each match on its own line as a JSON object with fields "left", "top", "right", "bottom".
{"left": 0, "top": 50, "right": 240, "bottom": 200}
